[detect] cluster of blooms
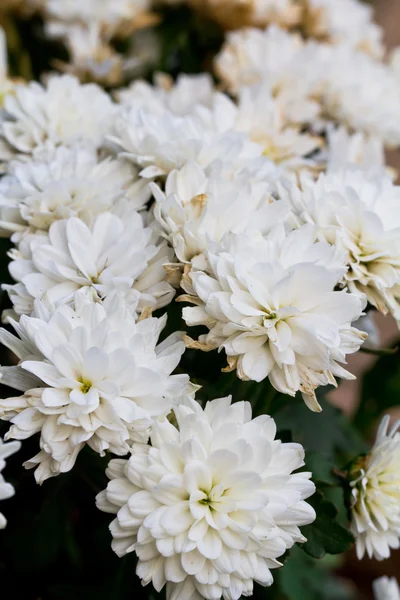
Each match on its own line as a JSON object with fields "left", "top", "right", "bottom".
{"left": 0, "top": 0, "right": 399, "bottom": 596}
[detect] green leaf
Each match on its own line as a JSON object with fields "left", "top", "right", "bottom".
{"left": 274, "top": 396, "right": 366, "bottom": 458}
{"left": 301, "top": 492, "right": 354, "bottom": 559}
{"left": 354, "top": 342, "right": 400, "bottom": 433}
{"left": 279, "top": 546, "right": 354, "bottom": 600}
{"left": 304, "top": 453, "right": 337, "bottom": 486}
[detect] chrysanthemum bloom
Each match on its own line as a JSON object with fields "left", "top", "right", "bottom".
{"left": 96, "top": 396, "right": 316, "bottom": 600}
{"left": 214, "top": 25, "right": 311, "bottom": 100}
{"left": 350, "top": 415, "right": 400, "bottom": 560}
{"left": 5, "top": 211, "right": 174, "bottom": 318}
{"left": 0, "top": 292, "right": 190, "bottom": 483}
{"left": 116, "top": 73, "right": 216, "bottom": 117}
{"left": 0, "top": 144, "right": 149, "bottom": 240}
{"left": 41, "top": 0, "right": 153, "bottom": 38}
{"left": 283, "top": 169, "right": 400, "bottom": 320}
{"left": 182, "top": 225, "right": 365, "bottom": 411}
{"left": 302, "top": 0, "right": 383, "bottom": 57}
{"left": 373, "top": 576, "right": 400, "bottom": 600}
{"left": 151, "top": 161, "right": 287, "bottom": 265}
{"left": 214, "top": 26, "right": 400, "bottom": 146}
{"left": 203, "top": 83, "right": 321, "bottom": 170}
{"left": 0, "top": 74, "right": 116, "bottom": 160}
{"left": 0, "top": 437, "right": 21, "bottom": 528}
{"left": 188, "top": 0, "right": 301, "bottom": 30}
{"left": 318, "top": 44, "right": 400, "bottom": 146}
{"left": 324, "top": 127, "right": 385, "bottom": 175}
{"left": 110, "top": 103, "right": 262, "bottom": 179}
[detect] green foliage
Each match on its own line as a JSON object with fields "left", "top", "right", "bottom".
{"left": 278, "top": 546, "right": 353, "bottom": 600}
{"left": 274, "top": 396, "right": 366, "bottom": 458}
{"left": 154, "top": 5, "right": 223, "bottom": 77}
{"left": 301, "top": 491, "right": 354, "bottom": 559}
{"left": 354, "top": 341, "right": 400, "bottom": 435}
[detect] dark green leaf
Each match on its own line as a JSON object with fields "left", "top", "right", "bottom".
{"left": 354, "top": 341, "right": 400, "bottom": 433}
{"left": 301, "top": 492, "right": 354, "bottom": 559}
{"left": 274, "top": 396, "right": 366, "bottom": 458}
{"left": 279, "top": 546, "right": 354, "bottom": 600}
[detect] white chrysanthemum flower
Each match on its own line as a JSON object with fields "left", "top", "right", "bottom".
{"left": 120, "top": 82, "right": 319, "bottom": 171}
{"left": 0, "top": 144, "right": 150, "bottom": 240}
{"left": 204, "top": 84, "right": 321, "bottom": 169}
{"left": 151, "top": 161, "right": 287, "bottom": 264}
{"left": 47, "top": 22, "right": 124, "bottom": 87}
{"left": 42, "top": 0, "right": 152, "bottom": 36}
{"left": 215, "top": 26, "right": 400, "bottom": 146}
{"left": 188, "top": 0, "right": 301, "bottom": 30}
{"left": 0, "top": 437, "right": 20, "bottom": 529}
{"left": 0, "top": 74, "right": 116, "bottom": 159}
{"left": 110, "top": 103, "right": 262, "bottom": 179}
{"left": 214, "top": 25, "right": 322, "bottom": 126}
{"left": 214, "top": 25, "right": 306, "bottom": 95}
{"left": 324, "top": 127, "right": 385, "bottom": 175}
{"left": 350, "top": 415, "right": 400, "bottom": 561}
{"left": 319, "top": 45, "right": 400, "bottom": 146}
{"left": 5, "top": 211, "right": 175, "bottom": 318}
{"left": 116, "top": 73, "right": 216, "bottom": 117}
{"left": 0, "top": 292, "right": 190, "bottom": 483}
{"left": 182, "top": 225, "right": 365, "bottom": 411}
{"left": 373, "top": 577, "right": 400, "bottom": 600}
{"left": 96, "top": 396, "right": 316, "bottom": 600}
{"left": 303, "top": 0, "right": 383, "bottom": 57}
{"left": 283, "top": 169, "right": 400, "bottom": 319}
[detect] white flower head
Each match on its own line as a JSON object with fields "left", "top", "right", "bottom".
{"left": 188, "top": 0, "right": 301, "bottom": 30}
{"left": 373, "top": 577, "right": 400, "bottom": 600}
{"left": 214, "top": 25, "right": 305, "bottom": 95}
{"left": 0, "top": 143, "right": 150, "bottom": 240}
{"left": 324, "top": 127, "right": 385, "bottom": 175}
{"left": 303, "top": 0, "right": 384, "bottom": 57}
{"left": 109, "top": 102, "right": 262, "bottom": 179}
{"left": 182, "top": 225, "right": 365, "bottom": 411}
{"left": 47, "top": 22, "right": 125, "bottom": 87}
{"left": 0, "top": 74, "right": 116, "bottom": 159}
{"left": 96, "top": 395, "right": 316, "bottom": 600}
{"left": 42, "top": 0, "right": 152, "bottom": 36}
{"left": 0, "top": 437, "right": 21, "bottom": 528}
{"left": 319, "top": 45, "right": 400, "bottom": 146}
{"left": 350, "top": 416, "right": 400, "bottom": 561}
{"left": 5, "top": 211, "right": 175, "bottom": 318}
{"left": 151, "top": 160, "right": 288, "bottom": 264}
{"left": 0, "top": 292, "right": 191, "bottom": 483}
{"left": 283, "top": 169, "right": 400, "bottom": 320}
{"left": 214, "top": 26, "right": 400, "bottom": 146}
{"left": 209, "top": 83, "right": 321, "bottom": 169}
{"left": 116, "top": 73, "right": 217, "bottom": 117}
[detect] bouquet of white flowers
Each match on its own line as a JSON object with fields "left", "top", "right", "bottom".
{"left": 0, "top": 1, "right": 399, "bottom": 599}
